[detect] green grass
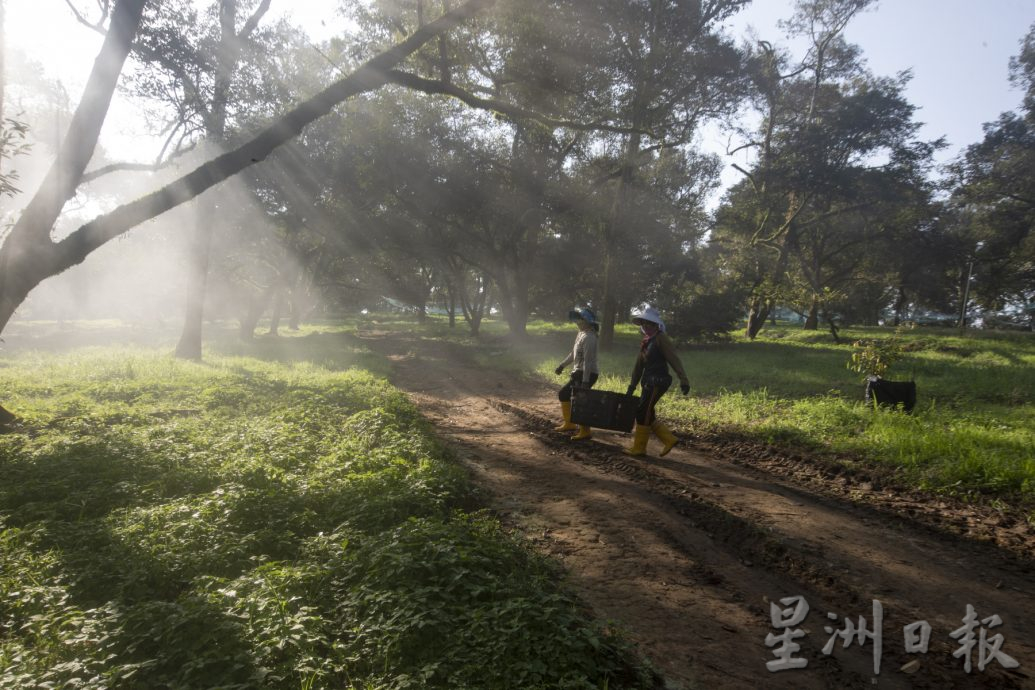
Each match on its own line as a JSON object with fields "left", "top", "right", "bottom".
{"left": 0, "top": 326, "right": 655, "bottom": 689}
{"left": 498, "top": 320, "right": 1035, "bottom": 508}
{"left": 302, "top": 315, "right": 1035, "bottom": 507}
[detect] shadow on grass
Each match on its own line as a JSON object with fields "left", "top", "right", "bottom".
{"left": 0, "top": 440, "right": 265, "bottom": 687}
{"left": 0, "top": 351, "right": 476, "bottom": 687}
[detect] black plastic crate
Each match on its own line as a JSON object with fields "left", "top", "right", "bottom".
{"left": 570, "top": 389, "right": 639, "bottom": 432}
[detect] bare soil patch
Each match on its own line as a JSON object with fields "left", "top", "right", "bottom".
{"left": 359, "top": 330, "right": 1034, "bottom": 689}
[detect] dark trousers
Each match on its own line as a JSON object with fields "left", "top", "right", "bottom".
{"left": 559, "top": 371, "right": 599, "bottom": 402}
{"left": 635, "top": 375, "right": 671, "bottom": 425}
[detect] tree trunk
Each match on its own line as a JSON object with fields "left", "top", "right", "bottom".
{"left": 598, "top": 287, "right": 617, "bottom": 349}
{"left": 803, "top": 295, "right": 819, "bottom": 330}
{"left": 746, "top": 218, "right": 798, "bottom": 340}
{"left": 174, "top": 0, "right": 246, "bottom": 359}
{"left": 599, "top": 130, "right": 642, "bottom": 351}
{"left": 0, "top": 0, "right": 147, "bottom": 335}
{"left": 0, "top": 0, "right": 5, "bottom": 124}
{"left": 598, "top": 217, "right": 616, "bottom": 347}
{"left": 287, "top": 285, "right": 302, "bottom": 331}
{"left": 825, "top": 312, "right": 841, "bottom": 343}
{"left": 745, "top": 296, "right": 771, "bottom": 339}
{"left": 1, "top": 0, "right": 492, "bottom": 338}
{"left": 0, "top": 0, "right": 146, "bottom": 421}
{"left": 239, "top": 281, "right": 276, "bottom": 339}
{"left": 495, "top": 270, "right": 528, "bottom": 337}
{"left": 1, "top": 0, "right": 5, "bottom": 175}
{"left": 505, "top": 308, "right": 526, "bottom": 337}
{"left": 892, "top": 286, "right": 907, "bottom": 325}
{"left": 957, "top": 261, "right": 973, "bottom": 332}
{"left": 447, "top": 283, "right": 456, "bottom": 328}
{"left": 457, "top": 271, "right": 488, "bottom": 336}
{"left": 268, "top": 287, "right": 286, "bottom": 335}
{"left": 288, "top": 270, "right": 315, "bottom": 330}
{"left": 175, "top": 196, "right": 217, "bottom": 358}
{"left": 0, "top": 0, "right": 495, "bottom": 416}
{"left": 746, "top": 301, "right": 774, "bottom": 340}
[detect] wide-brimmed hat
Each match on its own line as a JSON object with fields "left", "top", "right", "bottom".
{"left": 631, "top": 306, "right": 665, "bottom": 331}
{"left": 568, "top": 307, "right": 598, "bottom": 325}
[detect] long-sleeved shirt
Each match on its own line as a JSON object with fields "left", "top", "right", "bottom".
{"left": 558, "top": 329, "right": 599, "bottom": 383}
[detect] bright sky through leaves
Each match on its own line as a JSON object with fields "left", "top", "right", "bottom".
{"left": 5, "top": 1, "right": 1034, "bottom": 173}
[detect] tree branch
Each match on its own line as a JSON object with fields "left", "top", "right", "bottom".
{"left": 53, "top": 0, "right": 497, "bottom": 267}
{"left": 80, "top": 140, "right": 196, "bottom": 184}
{"left": 732, "top": 163, "right": 757, "bottom": 191}
{"left": 385, "top": 70, "right": 649, "bottom": 136}
{"left": 239, "top": 0, "right": 273, "bottom": 39}
{"left": 10, "top": 0, "right": 147, "bottom": 244}
{"left": 63, "top": 0, "right": 108, "bottom": 35}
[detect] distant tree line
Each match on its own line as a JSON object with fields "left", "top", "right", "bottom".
{"left": 1, "top": 0, "right": 1033, "bottom": 385}
{"left": 217, "top": 0, "right": 1033, "bottom": 342}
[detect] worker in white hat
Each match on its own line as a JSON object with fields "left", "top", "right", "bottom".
{"left": 623, "top": 305, "right": 690, "bottom": 456}
{"left": 553, "top": 307, "right": 600, "bottom": 440}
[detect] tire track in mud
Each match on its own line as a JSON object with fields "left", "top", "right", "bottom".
{"left": 362, "top": 331, "right": 1033, "bottom": 689}
{"left": 490, "top": 399, "right": 1031, "bottom": 689}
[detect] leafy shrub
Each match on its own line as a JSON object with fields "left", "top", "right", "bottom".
{"left": 0, "top": 349, "right": 655, "bottom": 689}
{"left": 847, "top": 329, "right": 907, "bottom": 378}
{"left": 662, "top": 288, "right": 744, "bottom": 342}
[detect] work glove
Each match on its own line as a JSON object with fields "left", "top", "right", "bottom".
{"left": 680, "top": 382, "right": 690, "bottom": 395}
{"left": 625, "top": 384, "right": 637, "bottom": 397}
{"left": 554, "top": 364, "right": 564, "bottom": 375}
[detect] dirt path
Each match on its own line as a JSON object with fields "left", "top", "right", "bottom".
{"left": 359, "top": 330, "right": 1034, "bottom": 690}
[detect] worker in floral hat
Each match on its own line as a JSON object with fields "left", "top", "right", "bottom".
{"left": 623, "top": 306, "right": 689, "bottom": 456}
{"left": 553, "top": 307, "right": 600, "bottom": 440}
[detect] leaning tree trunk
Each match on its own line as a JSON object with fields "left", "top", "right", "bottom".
{"left": 745, "top": 296, "right": 772, "bottom": 340}
{"left": 1, "top": 0, "right": 5, "bottom": 159}
{"left": 803, "top": 294, "right": 819, "bottom": 330}
{"left": 824, "top": 311, "right": 841, "bottom": 343}
{"left": 0, "top": 0, "right": 148, "bottom": 423}
{"left": 0, "top": 0, "right": 7, "bottom": 425}
{"left": 0, "top": 0, "right": 495, "bottom": 416}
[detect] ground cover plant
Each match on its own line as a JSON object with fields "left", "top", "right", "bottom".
{"left": 489, "top": 318, "right": 1034, "bottom": 514}
{"left": 0, "top": 324, "right": 656, "bottom": 689}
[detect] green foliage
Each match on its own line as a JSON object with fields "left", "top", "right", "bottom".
{"left": 662, "top": 287, "right": 744, "bottom": 342}
{"left": 294, "top": 516, "right": 653, "bottom": 689}
{"left": 1, "top": 117, "right": 32, "bottom": 197}
{"left": 846, "top": 327, "right": 907, "bottom": 378}
{"left": 509, "top": 318, "right": 1035, "bottom": 501}
{"left": 0, "top": 341, "right": 654, "bottom": 689}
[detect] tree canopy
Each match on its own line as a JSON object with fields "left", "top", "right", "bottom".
{"left": 1, "top": 0, "right": 1033, "bottom": 387}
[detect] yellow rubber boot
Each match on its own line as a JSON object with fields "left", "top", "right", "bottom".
{"left": 653, "top": 421, "right": 678, "bottom": 457}
{"left": 623, "top": 423, "right": 650, "bottom": 456}
{"left": 571, "top": 425, "right": 592, "bottom": 441}
{"left": 554, "top": 401, "right": 577, "bottom": 431}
